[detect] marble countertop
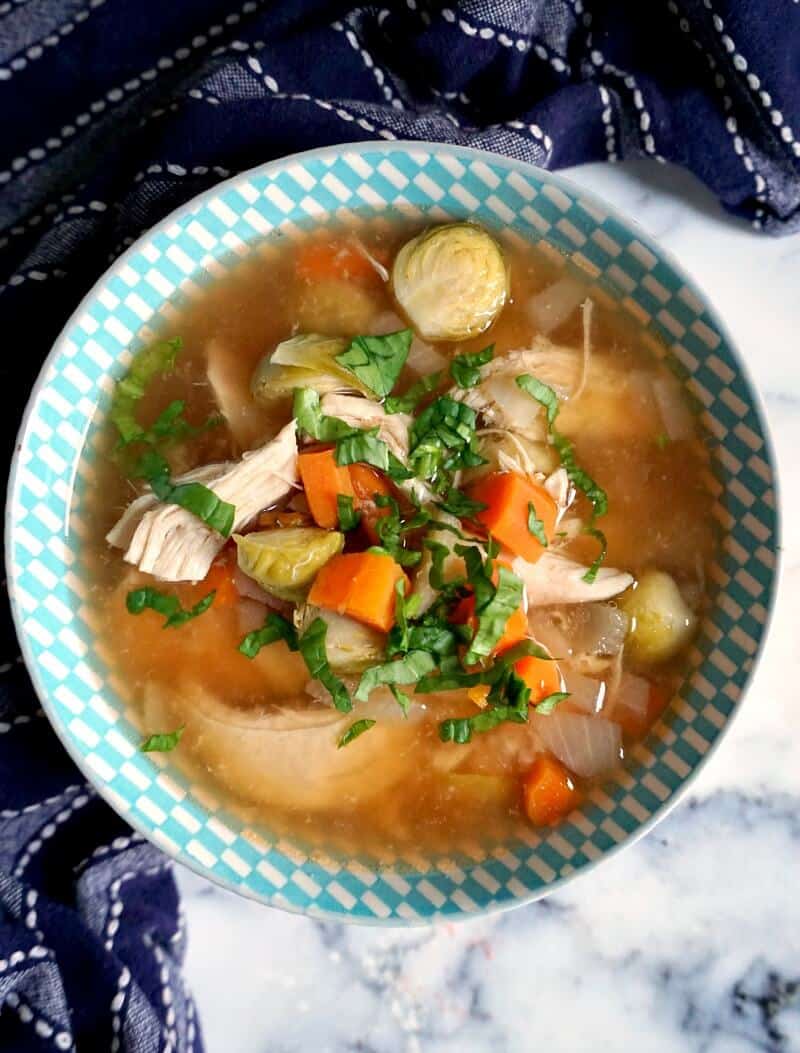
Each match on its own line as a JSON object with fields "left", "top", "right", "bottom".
{"left": 176, "top": 159, "right": 800, "bottom": 1053}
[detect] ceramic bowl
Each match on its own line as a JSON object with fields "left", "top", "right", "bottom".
{"left": 6, "top": 142, "right": 779, "bottom": 923}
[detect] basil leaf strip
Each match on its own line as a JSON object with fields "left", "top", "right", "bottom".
{"left": 337, "top": 718, "right": 376, "bottom": 748}
{"left": 532, "top": 691, "right": 571, "bottom": 715}
{"left": 335, "top": 329, "right": 413, "bottom": 399}
{"left": 110, "top": 338, "right": 182, "bottom": 445}
{"left": 126, "top": 586, "right": 215, "bottom": 628}
{"left": 355, "top": 650, "right": 437, "bottom": 703}
{"left": 297, "top": 617, "right": 352, "bottom": 713}
{"left": 465, "top": 565, "right": 524, "bottom": 664}
{"left": 133, "top": 449, "right": 235, "bottom": 537}
{"left": 140, "top": 726, "right": 185, "bottom": 752}
{"left": 450, "top": 344, "right": 494, "bottom": 389}
{"left": 581, "top": 527, "right": 608, "bottom": 584}
{"left": 239, "top": 612, "right": 299, "bottom": 658}
{"left": 527, "top": 501, "right": 548, "bottom": 547}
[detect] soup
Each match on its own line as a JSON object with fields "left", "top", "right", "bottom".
{"left": 77, "top": 218, "right": 716, "bottom": 858}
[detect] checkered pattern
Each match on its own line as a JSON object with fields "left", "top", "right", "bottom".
{"left": 6, "top": 144, "right": 779, "bottom": 922}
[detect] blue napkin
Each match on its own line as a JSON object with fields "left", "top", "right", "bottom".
{"left": 2, "top": 2, "right": 798, "bottom": 1049}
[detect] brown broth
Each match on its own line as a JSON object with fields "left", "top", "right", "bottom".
{"left": 74, "top": 220, "right": 717, "bottom": 862}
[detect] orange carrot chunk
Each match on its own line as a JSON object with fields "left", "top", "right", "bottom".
{"left": 522, "top": 755, "right": 579, "bottom": 826}
{"left": 348, "top": 463, "right": 393, "bottom": 544}
{"left": 514, "top": 655, "right": 563, "bottom": 704}
{"left": 308, "top": 551, "right": 405, "bottom": 632}
{"left": 295, "top": 238, "right": 379, "bottom": 284}
{"left": 203, "top": 550, "right": 239, "bottom": 607}
{"left": 298, "top": 448, "right": 354, "bottom": 530}
{"left": 467, "top": 472, "right": 558, "bottom": 564}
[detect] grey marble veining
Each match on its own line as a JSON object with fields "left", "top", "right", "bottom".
{"left": 176, "top": 160, "right": 800, "bottom": 1053}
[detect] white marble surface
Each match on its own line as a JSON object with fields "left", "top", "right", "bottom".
{"left": 176, "top": 159, "right": 800, "bottom": 1053}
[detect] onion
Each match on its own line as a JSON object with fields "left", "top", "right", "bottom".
{"left": 603, "top": 671, "right": 652, "bottom": 738}
{"left": 652, "top": 372, "right": 694, "bottom": 440}
{"left": 407, "top": 336, "right": 448, "bottom": 377}
{"left": 234, "top": 567, "right": 292, "bottom": 614}
{"left": 570, "top": 603, "right": 629, "bottom": 656}
{"left": 526, "top": 274, "right": 586, "bottom": 335}
{"left": 561, "top": 667, "right": 606, "bottom": 715}
{"left": 482, "top": 375, "right": 545, "bottom": 433}
{"left": 532, "top": 711, "right": 622, "bottom": 778}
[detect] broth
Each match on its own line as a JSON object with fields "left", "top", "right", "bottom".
{"left": 75, "top": 217, "right": 716, "bottom": 860}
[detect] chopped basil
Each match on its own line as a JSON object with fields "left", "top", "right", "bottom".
{"left": 126, "top": 586, "right": 215, "bottom": 628}
{"left": 440, "top": 706, "right": 527, "bottom": 743}
{"left": 527, "top": 501, "right": 548, "bottom": 547}
{"left": 385, "top": 371, "right": 442, "bottom": 414}
{"left": 389, "top": 685, "right": 412, "bottom": 716}
{"left": 336, "top": 493, "right": 361, "bottom": 532}
{"left": 408, "top": 396, "right": 486, "bottom": 483}
{"left": 140, "top": 726, "right": 185, "bottom": 753}
{"left": 335, "top": 428, "right": 390, "bottom": 472}
{"left": 450, "top": 344, "right": 494, "bottom": 389}
{"left": 515, "top": 373, "right": 608, "bottom": 521}
{"left": 298, "top": 617, "right": 352, "bottom": 713}
{"left": 139, "top": 399, "right": 223, "bottom": 447}
{"left": 581, "top": 527, "right": 608, "bottom": 584}
{"left": 133, "top": 449, "right": 235, "bottom": 536}
{"left": 337, "top": 718, "right": 376, "bottom": 748}
{"left": 372, "top": 495, "right": 422, "bottom": 567}
{"left": 335, "top": 329, "right": 413, "bottom": 399}
{"left": 355, "top": 650, "right": 436, "bottom": 702}
{"left": 438, "top": 488, "right": 487, "bottom": 519}
{"left": 239, "top": 612, "right": 299, "bottom": 658}
{"left": 388, "top": 579, "right": 420, "bottom": 652}
{"left": 111, "top": 338, "right": 182, "bottom": 445}
{"left": 424, "top": 538, "right": 464, "bottom": 593}
{"left": 465, "top": 564, "right": 524, "bottom": 664}
{"left": 532, "top": 691, "right": 570, "bottom": 715}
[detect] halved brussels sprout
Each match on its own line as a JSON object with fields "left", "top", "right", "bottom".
{"left": 250, "top": 333, "right": 374, "bottom": 408}
{"left": 391, "top": 223, "right": 509, "bottom": 342}
{"left": 234, "top": 527, "right": 344, "bottom": 602}
{"left": 294, "top": 603, "right": 386, "bottom": 674}
{"left": 618, "top": 569, "right": 697, "bottom": 665}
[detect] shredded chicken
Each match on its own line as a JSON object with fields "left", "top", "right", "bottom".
{"left": 571, "top": 297, "right": 593, "bottom": 403}
{"left": 320, "top": 392, "right": 411, "bottom": 461}
{"left": 543, "top": 467, "right": 573, "bottom": 524}
{"left": 206, "top": 338, "right": 271, "bottom": 449}
{"left": 513, "top": 551, "right": 633, "bottom": 607}
{"left": 107, "top": 421, "right": 298, "bottom": 582}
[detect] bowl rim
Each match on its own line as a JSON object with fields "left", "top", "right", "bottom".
{"left": 4, "top": 139, "right": 783, "bottom": 925}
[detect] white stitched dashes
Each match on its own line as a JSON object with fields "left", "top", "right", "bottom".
{"left": 333, "top": 16, "right": 404, "bottom": 110}
{"left": 12, "top": 791, "right": 92, "bottom": 876}
{"left": 0, "top": 0, "right": 107, "bottom": 82}
{"left": 103, "top": 863, "right": 172, "bottom": 953}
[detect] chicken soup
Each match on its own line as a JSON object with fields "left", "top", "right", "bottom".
{"left": 76, "top": 220, "right": 715, "bottom": 857}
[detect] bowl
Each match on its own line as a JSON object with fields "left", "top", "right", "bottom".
{"left": 6, "top": 142, "right": 779, "bottom": 923}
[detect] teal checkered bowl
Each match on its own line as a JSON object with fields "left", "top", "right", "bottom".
{"left": 6, "top": 143, "right": 779, "bottom": 923}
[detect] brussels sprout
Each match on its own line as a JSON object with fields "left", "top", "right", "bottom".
{"left": 234, "top": 527, "right": 344, "bottom": 602}
{"left": 391, "top": 223, "right": 509, "bottom": 342}
{"left": 251, "top": 333, "right": 374, "bottom": 408}
{"left": 619, "top": 569, "right": 697, "bottom": 665}
{"left": 294, "top": 604, "right": 386, "bottom": 674}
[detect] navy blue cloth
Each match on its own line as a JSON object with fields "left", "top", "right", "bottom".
{"left": 1, "top": 2, "right": 799, "bottom": 1049}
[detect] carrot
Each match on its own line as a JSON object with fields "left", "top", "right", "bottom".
{"left": 308, "top": 551, "right": 405, "bottom": 632}
{"left": 298, "top": 447, "right": 354, "bottom": 530}
{"left": 467, "top": 472, "right": 558, "bottom": 564}
{"left": 522, "top": 755, "right": 579, "bottom": 827}
{"left": 348, "top": 463, "right": 393, "bottom": 544}
{"left": 513, "top": 655, "right": 563, "bottom": 703}
{"left": 295, "top": 238, "right": 380, "bottom": 285}
{"left": 203, "top": 550, "right": 238, "bottom": 607}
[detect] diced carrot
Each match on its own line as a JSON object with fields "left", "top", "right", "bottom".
{"left": 348, "top": 463, "right": 392, "bottom": 544}
{"left": 294, "top": 238, "right": 379, "bottom": 285}
{"left": 514, "top": 655, "right": 563, "bottom": 704}
{"left": 298, "top": 447, "right": 354, "bottom": 530}
{"left": 308, "top": 551, "right": 405, "bottom": 632}
{"left": 467, "top": 472, "right": 558, "bottom": 564}
{"left": 203, "top": 550, "right": 238, "bottom": 607}
{"left": 522, "top": 755, "right": 579, "bottom": 827}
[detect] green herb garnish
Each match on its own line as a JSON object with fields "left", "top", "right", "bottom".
{"left": 450, "top": 345, "right": 494, "bottom": 389}
{"left": 110, "top": 338, "right": 183, "bottom": 444}
{"left": 335, "top": 329, "right": 413, "bottom": 399}
{"left": 581, "top": 527, "right": 608, "bottom": 584}
{"left": 355, "top": 650, "right": 437, "bottom": 703}
{"left": 239, "top": 612, "right": 299, "bottom": 658}
{"left": 532, "top": 691, "right": 570, "bottom": 715}
{"left": 133, "top": 449, "right": 235, "bottom": 536}
{"left": 527, "top": 501, "right": 548, "bottom": 547}
{"left": 126, "top": 587, "right": 215, "bottom": 628}
{"left": 408, "top": 396, "right": 486, "bottom": 484}
{"left": 385, "top": 371, "right": 443, "bottom": 414}
{"left": 465, "top": 563, "right": 524, "bottom": 665}
{"left": 337, "top": 494, "right": 361, "bottom": 532}
{"left": 438, "top": 488, "right": 487, "bottom": 519}
{"left": 140, "top": 726, "right": 185, "bottom": 753}
{"left": 337, "top": 718, "right": 377, "bottom": 748}
{"left": 297, "top": 617, "right": 352, "bottom": 713}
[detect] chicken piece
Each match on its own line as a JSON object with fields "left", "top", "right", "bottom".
{"left": 452, "top": 338, "right": 660, "bottom": 442}
{"left": 107, "top": 421, "right": 298, "bottom": 582}
{"left": 543, "top": 467, "right": 573, "bottom": 524}
{"left": 513, "top": 551, "right": 633, "bottom": 607}
{"left": 206, "top": 338, "right": 272, "bottom": 449}
{"left": 320, "top": 392, "right": 411, "bottom": 461}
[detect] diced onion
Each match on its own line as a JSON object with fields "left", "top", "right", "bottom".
{"left": 526, "top": 274, "right": 586, "bottom": 335}
{"left": 652, "top": 372, "right": 694, "bottom": 441}
{"left": 603, "top": 671, "right": 651, "bottom": 738}
{"left": 532, "top": 710, "right": 622, "bottom": 778}
{"left": 561, "top": 667, "right": 606, "bottom": 715}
